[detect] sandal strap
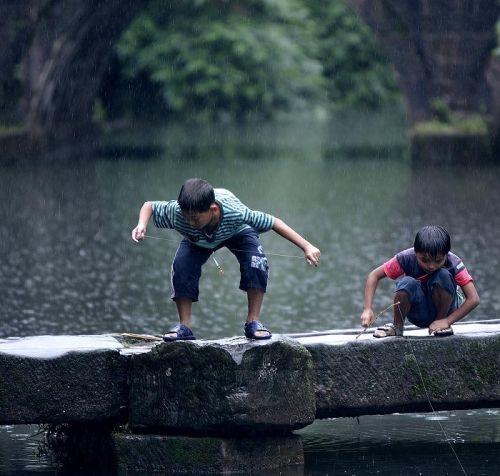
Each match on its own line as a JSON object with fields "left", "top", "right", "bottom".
{"left": 245, "top": 320, "right": 268, "bottom": 332}
{"left": 166, "top": 324, "right": 194, "bottom": 338}
{"left": 244, "top": 320, "right": 272, "bottom": 339}
{"left": 375, "top": 323, "right": 403, "bottom": 337}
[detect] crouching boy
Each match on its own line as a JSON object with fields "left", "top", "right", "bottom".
{"left": 360, "top": 225, "right": 479, "bottom": 337}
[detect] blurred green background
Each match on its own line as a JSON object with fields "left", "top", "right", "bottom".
{"left": 96, "top": 0, "right": 400, "bottom": 123}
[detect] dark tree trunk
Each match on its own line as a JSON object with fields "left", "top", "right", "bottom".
{"left": 22, "top": 0, "right": 150, "bottom": 139}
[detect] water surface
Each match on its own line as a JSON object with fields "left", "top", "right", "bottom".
{"left": 1, "top": 115, "right": 498, "bottom": 339}
{"left": 1, "top": 110, "right": 499, "bottom": 474}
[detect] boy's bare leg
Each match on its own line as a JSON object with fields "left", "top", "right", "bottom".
{"left": 246, "top": 288, "right": 269, "bottom": 337}
{"left": 163, "top": 298, "right": 193, "bottom": 337}
{"left": 431, "top": 284, "right": 453, "bottom": 320}
{"left": 429, "top": 284, "right": 454, "bottom": 334}
{"left": 393, "top": 290, "right": 410, "bottom": 331}
{"left": 175, "top": 298, "right": 193, "bottom": 327}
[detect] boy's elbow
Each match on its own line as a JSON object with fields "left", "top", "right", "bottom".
{"left": 466, "top": 291, "right": 480, "bottom": 310}
{"left": 272, "top": 217, "right": 283, "bottom": 228}
{"left": 369, "top": 266, "right": 386, "bottom": 281}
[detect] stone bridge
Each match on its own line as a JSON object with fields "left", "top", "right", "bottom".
{"left": 0, "top": 320, "right": 498, "bottom": 472}
{"left": 1, "top": 0, "right": 499, "bottom": 146}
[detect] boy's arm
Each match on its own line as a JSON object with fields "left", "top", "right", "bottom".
{"left": 360, "top": 265, "right": 387, "bottom": 327}
{"left": 271, "top": 218, "right": 320, "bottom": 266}
{"left": 131, "top": 201, "right": 153, "bottom": 242}
{"left": 429, "top": 281, "right": 480, "bottom": 333}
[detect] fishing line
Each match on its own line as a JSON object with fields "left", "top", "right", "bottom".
{"left": 143, "top": 234, "right": 179, "bottom": 243}
{"left": 143, "top": 234, "right": 226, "bottom": 273}
{"left": 142, "top": 233, "right": 312, "bottom": 278}
{"left": 143, "top": 234, "right": 307, "bottom": 259}
{"left": 395, "top": 304, "right": 468, "bottom": 476}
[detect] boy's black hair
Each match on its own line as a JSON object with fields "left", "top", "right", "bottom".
{"left": 413, "top": 225, "right": 451, "bottom": 257}
{"left": 178, "top": 178, "right": 215, "bottom": 212}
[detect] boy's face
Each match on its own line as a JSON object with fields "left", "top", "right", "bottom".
{"left": 182, "top": 204, "right": 219, "bottom": 229}
{"left": 415, "top": 252, "right": 446, "bottom": 273}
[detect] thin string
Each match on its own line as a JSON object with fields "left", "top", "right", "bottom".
{"left": 143, "top": 234, "right": 306, "bottom": 259}
{"left": 395, "top": 304, "right": 468, "bottom": 476}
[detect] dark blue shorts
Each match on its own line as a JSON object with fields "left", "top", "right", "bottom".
{"left": 394, "top": 269, "right": 459, "bottom": 328}
{"left": 170, "top": 228, "right": 269, "bottom": 302}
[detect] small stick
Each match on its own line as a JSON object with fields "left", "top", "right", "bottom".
{"left": 116, "top": 332, "right": 162, "bottom": 341}
{"left": 212, "top": 255, "right": 224, "bottom": 276}
{"left": 355, "top": 301, "right": 401, "bottom": 339}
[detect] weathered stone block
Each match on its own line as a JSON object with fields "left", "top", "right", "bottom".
{"left": 112, "top": 433, "right": 304, "bottom": 473}
{"left": 128, "top": 336, "right": 316, "bottom": 434}
{"left": 306, "top": 333, "right": 500, "bottom": 418}
{"left": 0, "top": 340, "right": 128, "bottom": 424}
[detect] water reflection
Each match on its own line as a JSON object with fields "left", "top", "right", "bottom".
{"left": 300, "top": 410, "right": 500, "bottom": 476}
{"left": 1, "top": 409, "right": 499, "bottom": 475}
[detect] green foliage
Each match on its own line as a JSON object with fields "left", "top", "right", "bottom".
{"left": 103, "top": 0, "right": 400, "bottom": 121}
{"left": 115, "top": 0, "right": 323, "bottom": 120}
{"left": 413, "top": 96, "right": 489, "bottom": 135}
{"left": 429, "top": 98, "right": 453, "bottom": 123}
{"left": 0, "top": 123, "right": 23, "bottom": 135}
{"left": 416, "top": 98, "right": 490, "bottom": 135}
{"left": 412, "top": 115, "right": 489, "bottom": 136}
{"left": 309, "top": 2, "right": 400, "bottom": 108}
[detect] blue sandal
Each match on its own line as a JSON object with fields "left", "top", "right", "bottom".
{"left": 244, "top": 320, "right": 272, "bottom": 340}
{"left": 163, "top": 324, "right": 196, "bottom": 342}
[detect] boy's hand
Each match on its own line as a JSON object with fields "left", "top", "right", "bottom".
{"left": 131, "top": 224, "right": 146, "bottom": 242}
{"left": 428, "top": 318, "right": 450, "bottom": 334}
{"left": 304, "top": 244, "right": 321, "bottom": 266}
{"left": 360, "top": 308, "right": 375, "bottom": 328}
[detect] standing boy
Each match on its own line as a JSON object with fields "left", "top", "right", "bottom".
{"left": 132, "top": 178, "right": 321, "bottom": 341}
{"left": 360, "top": 225, "right": 479, "bottom": 337}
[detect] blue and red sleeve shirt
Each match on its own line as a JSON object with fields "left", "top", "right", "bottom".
{"left": 383, "top": 248, "right": 473, "bottom": 287}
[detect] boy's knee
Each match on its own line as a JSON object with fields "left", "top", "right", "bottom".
{"left": 395, "top": 288, "right": 410, "bottom": 302}
{"left": 171, "top": 258, "right": 203, "bottom": 302}
{"left": 395, "top": 276, "right": 419, "bottom": 295}
{"left": 429, "top": 269, "right": 455, "bottom": 295}
{"left": 395, "top": 277, "right": 424, "bottom": 309}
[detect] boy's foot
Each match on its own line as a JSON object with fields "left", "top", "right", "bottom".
{"left": 431, "top": 327, "right": 454, "bottom": 337}
{"left": 373, "top": 323, "right": 404, "bottom": 338}
{"left": 244, "top": 320, "right": 272, "bottom": 340}
{"left": 163, "top": 324, "right": 196, "bottom": 342}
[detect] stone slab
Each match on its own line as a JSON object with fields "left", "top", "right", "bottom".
{"left": 0, "top": 336, "right": 129, "bottom": 424}
{"left": 1, "top": 321, "right": 499, "bottom": 427}
{"left": 303, "top": 328, "right": 500, "bottom": 418}
{"left": 128, "top": 336, "right": 316, "bottom": 434}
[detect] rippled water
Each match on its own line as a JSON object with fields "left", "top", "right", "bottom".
{"left": 299, "top": 409, "right": 500, "bottom": 475}
{"left": 1, "top": 111, "right": 499, "bottom": 474}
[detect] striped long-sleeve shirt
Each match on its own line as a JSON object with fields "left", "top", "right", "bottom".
{"left": 151, "top": 188, "right": 275, "bottom": 249}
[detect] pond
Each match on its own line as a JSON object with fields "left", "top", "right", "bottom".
{"left": 1, "top": 108, "right": 499, "bottom": 474}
